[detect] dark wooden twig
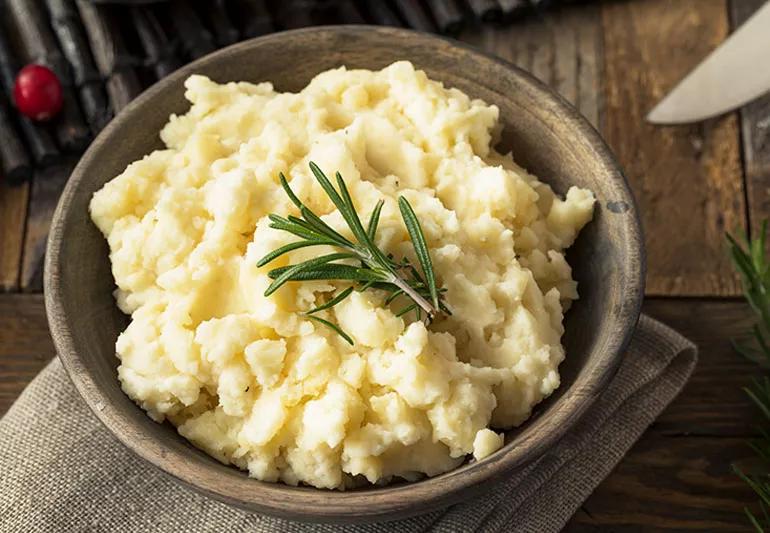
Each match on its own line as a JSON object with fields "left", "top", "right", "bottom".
{"left": 77, "top": 0, "right": 142, "bottom": 113}
{"left": 424, "top": 0, "right": 466, "bottom": 35}
{"left": 497, "top": 0, "right": 530, "bottom": 21}
{"left": 232, "top": 0, "right": 274, "bottom": 39}
{"left": 205, "top": 0, "right": 240, "bottom": 47}
{"left": 466, "top": 0, "right": 502, "bottom": 23}
{"left": 361, "top": 1, "right": 402, "bottom": 26}
{"left": 530, "top": 0, "right": 553, "bottom": 9}
{"left": 0, "top": 102, "right": 32, "bottom": 184}
{"left": 0, "top": 29, "right": 59, "bottom": 167}
{"left": 8, "top": 0, "right": 91, "bottom": 152}
{"left": 391, "top": 0, "right": 436, "bottom": 32}
{"left": 333, "top": 0, "right": 365, "bottom": 23}
{"left": 20, "top": 160, "right": 74, "bottom": 290}
{"left": 167, "top": 1, "right": 216, "bottom": 60}
{"left": 270, "top": 0, "right": 317, "bottom": 29}
{"left": 44, "top": 0, "right": 112, "bottom": 134}
{"left": 130, "top": 6, "right": 182, "bottom": 80}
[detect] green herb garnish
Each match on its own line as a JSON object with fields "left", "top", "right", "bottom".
{"left": 728, "top": 220, "right": 770, "bottom": 531}
{"left": 257, "top": 162, "right": 449, "bottom": 344}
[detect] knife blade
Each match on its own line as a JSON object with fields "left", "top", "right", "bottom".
{"left": 647, "top": 1, "right": 770, "bottom": 125}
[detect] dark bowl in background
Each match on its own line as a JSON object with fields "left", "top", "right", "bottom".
{"left": 45, "top": 26, "right": 644, "bottom": 523}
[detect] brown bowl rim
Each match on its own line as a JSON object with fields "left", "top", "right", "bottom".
{"left": 45, "top": 25, "right": 645, "bottom": 523}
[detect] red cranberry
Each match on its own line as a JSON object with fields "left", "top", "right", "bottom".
{"left": 13, "top": 64, "right": 63, "bottom": 121}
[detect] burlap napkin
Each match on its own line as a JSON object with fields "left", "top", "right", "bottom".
{"left": 0, "top": 314, "right": 696, "bottom": 533}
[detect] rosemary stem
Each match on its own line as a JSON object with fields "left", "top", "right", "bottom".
{"left": 389, "top": 274, "right": 437, "bottom": 319}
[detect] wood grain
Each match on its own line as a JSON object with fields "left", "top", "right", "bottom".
{"left": 646, "top": 299, "right": 758, "bottom": 437}
{"left": 0, "top": 182, "right": 28, "bottom": 292}
{"left": 21, "top": 162, "right": 76, "bottom": 292}
{"left": 571, "top": 298, "right": 760, "bottom": 531}
{"left": 731, "top": 0, "right": 770, "bottom": 239}
{"left": 0, "top": 294, "right": 54, "bottom": 415}
{"left": 569, "top": 434, "right": 756, "bottom": 531}
{"left": 601, "top": 0, "right": 745, "bottom": 297}
{"left": 460, "top": 4, "right": 602, "bottom": 127}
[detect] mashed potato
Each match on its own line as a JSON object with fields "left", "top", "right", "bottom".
{"left": 90, "top": 61, "right": 594, "bottom": 489}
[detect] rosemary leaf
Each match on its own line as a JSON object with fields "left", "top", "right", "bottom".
{"left": 367, "top": 199, "right": 384, "bottom": 241}
{"left": 747, "top": 506, "right": 764, "bottom": 533}
{"left": 755, "top": 325, "right": 770, "bottom": 357}
{"left": 746, "top": 383, "right": 770, "bottom": 421}
{"left": 298, "top": 207, "right": 353, "bottom": 248}
{"left": 308, "top": 162, "right": 351, "bottom": 224}
{"left": 256, "top": 240, "right": 337, "bottom": 268}
{"left": 752, "top": 221, "right": 768, "bottom": 274}
{"left": 306, "top": 287, "right": 354, "bottom": 315}
{"left": 357, "top": 279, "right": 378, "bottom": 292}
{"left": 264, "top": 252, "right": 358, "bottom": 296}
{"left": 279, "top": 172, "right": 303, "bottom": 209}
{"left": 279, "top": 172, "right": 355, "bottom": 248}
{"left": 395, "top": 303, "right": 417, "bottom": 317}
{"left": 268, "top": 214, "right": 328, "bottom": 241}
{"left": 398, "top": 196, "right": 439, "bottom": 309}
{"left": 731, "top": 339, "right": 762, "bottom": 364}
{"left": 384, "top": 289, "right": 404, "bottom": 305}
{"left": 334, "top": 170, "right": 372, "bottom": 246}
{"left": 268, "top": 264, "right": 384, "bottom": 283}
{"left": 305, "top": 315, "right": 354, "bottom": 345}
{"left": 365, "top": 282, "right": 403, "bottom": 292}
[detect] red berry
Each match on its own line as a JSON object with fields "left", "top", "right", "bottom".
{"left": 13, "top": 64, "right": 63, "bottom": 121}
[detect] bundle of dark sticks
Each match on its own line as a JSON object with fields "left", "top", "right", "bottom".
{"left": 0, "top": 0, "right": 587, "bottom": 185}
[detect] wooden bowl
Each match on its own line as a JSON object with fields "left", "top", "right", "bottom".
{"left": 45, "top": 26, "right": 644, "bottom": 523}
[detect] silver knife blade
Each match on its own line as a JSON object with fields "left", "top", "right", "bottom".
{"left": 647, "top": 1, "right": 770, "bottom": 125}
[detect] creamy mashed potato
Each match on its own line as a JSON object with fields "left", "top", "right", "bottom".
{"left": 90, "top": 61, "right": 594, "bottom": 489}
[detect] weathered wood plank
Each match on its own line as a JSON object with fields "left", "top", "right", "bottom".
{"left": 567, "top": 434, "right": 756, "bottom": 531}
{"left": 574, "top": 5, "right": 601, "bottom": 129}
{"left": 601, "top": 0, "right": 745, "bottom": 296}
{"left": 731, "top": 0, "right": 770, "bottom": 239}
{"left": 645, "top": 298, "right": 757, "bottom": 436}
{"left": 552, "top": 9, "right": 579, "bottom": 111}
{"left": 20, "top": 161, "right": 75, "bottom": 292}
{"left": 460, "top": 4, "right": 602, "bottom": 130}
{"left": 0, "top": 294, "right": 54, "bottom": 414}
{"left": 0, "top": 182, "right": 28, "bottom": 292}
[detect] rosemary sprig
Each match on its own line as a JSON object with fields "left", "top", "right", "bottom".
{"left": 256, "top": 162, "right": 449, "bottom": 343}
{"left": 728, "top": 220, "right": 770, "bottom": 531}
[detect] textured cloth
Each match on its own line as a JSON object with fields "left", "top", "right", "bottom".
{"left": 0, "top": 314, "right": 696, "bottom": 533}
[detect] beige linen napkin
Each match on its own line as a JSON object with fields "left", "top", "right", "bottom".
{"left": 0, "top": 314, "right": 696, "bottom": 533}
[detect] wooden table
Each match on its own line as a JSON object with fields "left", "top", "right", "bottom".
{"left": 0, "top": 0, "right": 766, "bottom": 530}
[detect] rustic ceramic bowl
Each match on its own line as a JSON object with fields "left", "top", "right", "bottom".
{"left": 45, "top": 26, "right": 644, "bottom": 523}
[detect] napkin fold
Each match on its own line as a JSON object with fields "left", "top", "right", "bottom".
{"left": 0, "top": 314, "right": 696, "bottom": 533}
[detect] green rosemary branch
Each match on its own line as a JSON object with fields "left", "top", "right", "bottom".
{"left": 257, "top": 162, "right": 450, "bottom": 343}
{"left": 728, "top": 220, "right": 770, "bottom": 531}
